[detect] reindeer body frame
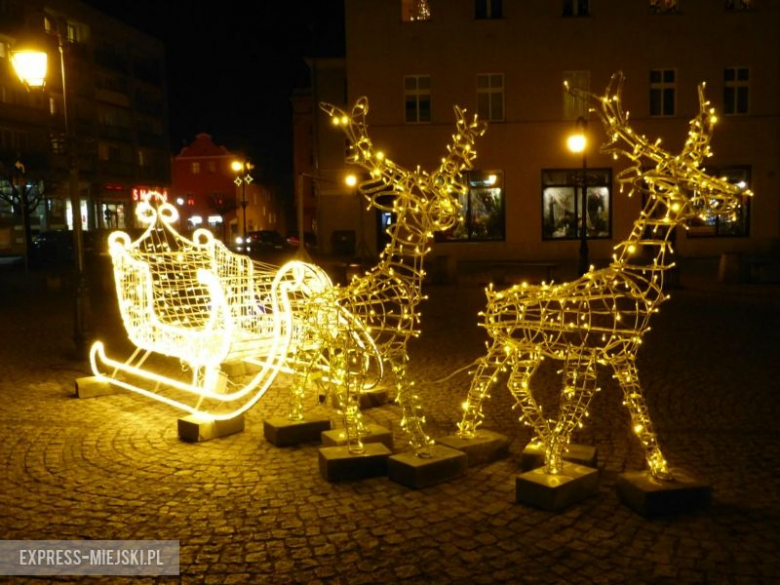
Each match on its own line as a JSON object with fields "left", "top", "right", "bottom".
{"left": 289, "top": 98, "right": 486, "bottom": 455}
{"left": 458, "top": 73, "right": 748, "bottom": 480}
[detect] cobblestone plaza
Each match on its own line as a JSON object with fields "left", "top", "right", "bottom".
{"left": 0, "top": 266, "right": 778, "bottom": 584}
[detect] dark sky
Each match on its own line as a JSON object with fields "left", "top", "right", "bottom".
{"left": 81, "top": 0, "right": 345, "bottom": 191}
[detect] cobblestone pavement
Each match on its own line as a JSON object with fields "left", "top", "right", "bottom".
{"left": 0, "top": 266, "right": 779, "bottom": 584}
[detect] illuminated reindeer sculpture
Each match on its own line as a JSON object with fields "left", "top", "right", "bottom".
{"left": 457, "top": 73, "right": 749, "bottom": 479}
{"left": 288, "top": 98, "right": 486, "bottom": 455}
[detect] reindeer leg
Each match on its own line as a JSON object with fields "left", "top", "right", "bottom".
{"left": 392, "top": 357, "right": 434, "bottom": 457}
{"left": 505, "top": 347, "right": 548, "bottom": 443}
{"left": 457, "top": 341, "right": 509, "bottom": 439}
{"left": 544, "top": 353, "right": 599, "bottom": 475}
{"left": 612, "top": 358, "right": 672, "bottom": 480}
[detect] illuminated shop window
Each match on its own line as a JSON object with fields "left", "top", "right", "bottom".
{"left": 542, "top": 168, "right": 612, "bottom": 240}
{"left": 441, "top": 171, "right": 504, "bottom": 242}
{"left": 687, "top": 167, "right": 751, "bottom": 237}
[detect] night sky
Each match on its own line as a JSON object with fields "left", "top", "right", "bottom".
{"left": 81, "top": 0, "right": 345, "bottom": 192}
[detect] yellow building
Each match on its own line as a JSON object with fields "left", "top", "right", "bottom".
{"left": 305, "top": 0, "right": 778, "bottom": 278}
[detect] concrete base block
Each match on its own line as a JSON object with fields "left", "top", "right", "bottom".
{"left": 321, "top": 424, "right": 393, "bottom": 450}
{"left": 221, "top": 361, "right": 246, "bottom": 377}
{"left": 516, "top": 463, "right": 600, "bottom": 511}
{"left": 388, "top": 444, "right": 468, "bottom": 489}
{"left": 318, "top": 443, "right": 391, "bottom": 482}
{"left": 75, "top": 376, "right": 123, "bottom": 399}
{"left": 520, "top": 442, "right": 598, "bottom": 471}
{"left": 178, "top": 414, "right": 245, "bottom": 443}
{"left": 436, "top": 430, "right": 509, "bottom": 467}
{"left": 617, "top": 469, "right": 712, "bottom": 518}
{"left": 264, "top": 415, "right": 331, "bottom": 447}
{"left": 359, "top": 389, "right": 389, "bottom": 409}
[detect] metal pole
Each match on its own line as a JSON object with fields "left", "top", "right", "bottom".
{"left": 577, "top": 119, "right": 589, "bottom": 277}
{"left": 60, "top": 33, "right": 90, "bottom": 355}
{"left": 241, "top": 169, "right": 247, "bottom": 238}
{"left": 295, "top": 173, "right": 311, "bottom": 262}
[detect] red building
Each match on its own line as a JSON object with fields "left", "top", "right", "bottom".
{"left": 171, "top": 133, "right": 281, "bottom": 242}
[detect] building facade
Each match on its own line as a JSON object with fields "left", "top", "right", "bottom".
{"left": 307, "top": 0, "right": 778, "bottom": 266}
{"left": 0, "top": 0, "right": 170, "bottom": 254}
{"left": 171, "top": 132, "right": 281, "bottom": 244}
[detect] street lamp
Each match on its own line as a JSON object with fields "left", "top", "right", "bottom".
{"left": 231, "top": 160, "right": 253, "bottom": 242}
{"left": 13, "top": 28, "right": 90, "bottom": 356}
{"left": 567, "top": 116, "right": 589, "bottom": 276}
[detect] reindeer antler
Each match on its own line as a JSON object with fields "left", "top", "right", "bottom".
{"left": 573, "top": 72, "right": 749, "bottom": 213}
{"left": 430, "top": 106, "right": 487, "bottom": 192}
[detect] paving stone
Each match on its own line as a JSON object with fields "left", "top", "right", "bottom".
{"left": 0, "top": 275, "right": 778, "bottom": 583}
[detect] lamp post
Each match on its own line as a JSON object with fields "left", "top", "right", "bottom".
{"left": 13, "top": 28, "right": 90, "bottom": 356}
{"left": 346, "top": 173, "right": 372, "bottom": 264}
{"left": 567, "top": 116, "right": 589, "bottom": 276}
{"left": 231, "top": 160, "right": 253, "bottom": 242}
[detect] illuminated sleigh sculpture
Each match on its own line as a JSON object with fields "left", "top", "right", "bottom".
{"left": 89, "top": 199, "right": 333, "bottom": 420}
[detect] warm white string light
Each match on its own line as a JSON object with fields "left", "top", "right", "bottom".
{"left": 457, "top": 72, "right": 750, "bottom": 479}
{"left": 89, "top": 199, "right": 334, "bottom": 420}
{"left": 286, "top": 98, "right": 486, "bottom": 455}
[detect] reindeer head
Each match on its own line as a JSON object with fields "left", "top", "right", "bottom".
{"left": 575, "top": 72, "right": 751, "bottom": 226}
{"left": 320, "top": 98, "right": 486, "bottom": 237}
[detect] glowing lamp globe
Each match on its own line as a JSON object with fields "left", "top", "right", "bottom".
{"left": 11, "top": 50, "right": 48, "bottom": 89}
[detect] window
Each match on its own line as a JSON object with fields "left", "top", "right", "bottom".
{"left": 476, "top": 73, "right": 504, "bottom": 122}
{"left": 191, "top": 162, "right": 201, "bottom": 174}
{"left": 563, "top": 0, "right": 589, "bottom": 16}
{"left": 542, "top": 169, "right": 612, "bottom": 240}
{"left": 563, "top": 71, "right": 590, "bottom": 120}
{"left": 650, "top": 69, "right": 675, "bottom": 116}
{"left": 687, "top": 167, "right": 751, "bottom": 237}
{"left": 402, "top": 0, "right": 430, "bottom": 22}
{"left": 208, "top": 161, "right": 216, "bottom": 173}
{"left": 404, "top": 75, "right": 431, "bottom": 123}
{"left": 726, "top": 0, "right": 753, "bottom": 10}
{"left": 438, "top": 171, "right": 504, "bottom": 242}
{"left": 476, "top": 0, "right": 503, "bottom": 19}
{"left": 650, "top": 0, "right": 679, "bottom": 13}
{"left": 724, "top": 67, "right": 749, "bottom": 115}
{"left": 0, "top": 41, "right": 7, "bottom": 59}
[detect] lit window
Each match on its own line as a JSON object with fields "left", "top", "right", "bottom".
{"left": 542, "top": 168, "right": 612, "bottom": 240}
{"left": 439, "top": 171, "right": 505, "bottom": 242}
{"left": 475, "top": 0, "right": 503, "bottom": 19}
{"left": 687, "top": 167, "right": 751, "bottom": 237}
{"left": 563, "top": 0, "right": 589, "bottom": 16}
{"left": 0, "top": 42, "right": 6, "bottom": 59}
{"left": 191, "top": 162, "right": 200, "bottom": 174}
{"left": 650, "top": 0, "right": 679, "bottom": 13}
{"left": 724, "top": 67, "right": 749, "bottom": 115}
{"left": 563, "top": 70, "right": 590, "bottom": 120}
{"left": 477, "top": 73, "right": 504, "bottom": 122}
{"left": 650, "top": 69, "right": 675, "bottom": 116}
{"left": 67, "top": 23, "right": 80, "bottom": 43}
{"left": 402, "top": 0, "right": 431, "bottom": 22}
{"left": 404, "top": 75, "right": 431, "bottom": 124}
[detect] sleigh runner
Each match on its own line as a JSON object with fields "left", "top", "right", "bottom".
{"left": 87, "top": 199, "right": 334, "bottom": 420}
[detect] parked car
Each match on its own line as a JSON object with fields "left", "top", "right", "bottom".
{"left": 285, "top": 231, "right": 318, "bottom": 250}
{"left": 233, "top": 230, "right": 295, "bottom": 262}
